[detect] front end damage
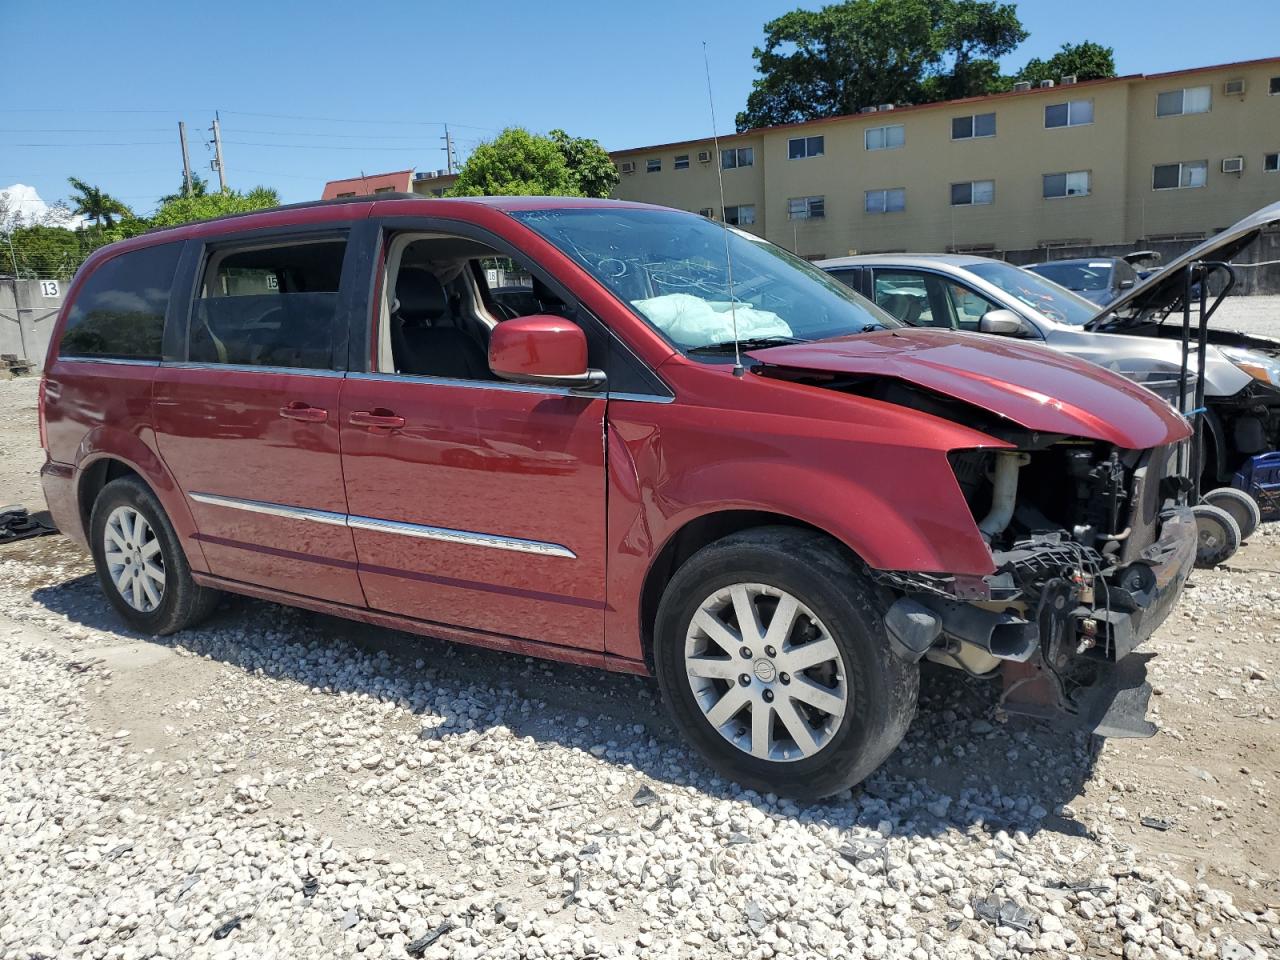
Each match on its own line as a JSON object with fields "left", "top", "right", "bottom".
{"left": 880, "top": 439, "right": 1196, "bottom": 737}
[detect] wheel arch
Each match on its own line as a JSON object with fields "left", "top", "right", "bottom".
{"left": 636, "top": 509, "right": 864, "bottom": 671}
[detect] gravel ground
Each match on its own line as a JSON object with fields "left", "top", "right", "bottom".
{"left": 1, "top": 372, "right": 1278, "bottom": 960}
{"left": 1207, "top": 295, "right": 1280, "bottom": 340}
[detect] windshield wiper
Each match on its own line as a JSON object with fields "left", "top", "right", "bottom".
{"left": 687, "top": 335, "right": 808, "bottom": 354}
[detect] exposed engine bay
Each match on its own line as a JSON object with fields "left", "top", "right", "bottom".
{"left": 878, "top": 434, "right": 1195, "bottom": 737}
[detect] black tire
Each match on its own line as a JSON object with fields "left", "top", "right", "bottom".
{"left": 1200, "top": 487, "right": 1261, "bottom": 542}
{"left": 89, "top": 476, "right": 220, "bottom": 635}
{"left": 653, "top": 526, "right": 918, "bottom": 799}
{"left": 1191, "top": 503, "right": 1241, "bottom": 569}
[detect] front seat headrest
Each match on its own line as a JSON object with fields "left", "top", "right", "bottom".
{"left": 395, "top": 267, "right": 447, "bottom": 324}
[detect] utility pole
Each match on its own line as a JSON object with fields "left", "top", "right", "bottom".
{"left": 441, "top": 124, "right": 456, "bottom": 174}
{"left": 210, "top": 113, "right": 227, "bottom": 192}
{"left": 178, "top": 121, "right": 193, "bottom": 197}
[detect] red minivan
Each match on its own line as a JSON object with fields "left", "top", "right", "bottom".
{"left": 40, "top": 196, "right": 1196, "bottom": 797}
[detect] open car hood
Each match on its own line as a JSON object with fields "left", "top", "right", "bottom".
{"left": 749, "top": 329, "right": 1191, "bottom": 450}
{"left": 1090, "top": 199, "right": 1280, "bottom": 331}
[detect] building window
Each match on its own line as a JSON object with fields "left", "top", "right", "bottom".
{"left": 721, "top": 147, "right": 754, "bottom": 169}
{"left": 1265, "top": 152, "right": 1279, "bottom": 172}
{"left": 697, "top": 207, "right": 715, "bottom": 218}
{"left": 1153, "top": 160, "right": 1207, "bottom": 190}
{"left": 1044, "top": 99, "right": 1094, "bottom": 128}
{"left": 646, "top": 159, "right": 661, "bottom": 173}
{"left": 864, "top": 188, "right": 906, "bottom": 213}
{"left": 724, "top": 204, "right": 756, "bottom": 225}
{"left": 1043, "top": 170, "right": 1091, "bottom": 198}
{"left": 1156, "top": 85, "right": 1211, "bottom": 117}
{"left": 1271, "top": 77, "right": 1280, "bottom": 95}
{"left": 787, "top": 136, "right": 824, "bottom": 160}
{"left": 788, "top": 196, "right": 825, "bottom": 219}
{"left": 950, "top": 180, "right": 994, "bottom": 205}
{"left": 336, "top": 191, "right": 356, "bottom": 198}
{"left": 674, "top": 154, "right": 690, "bottom": 170}
{"left": 372, "top": 186, "right": 395, "bottom": 193}
{"left": 865, "top": 124, "right": 905, "bottom": 151}
{"left": 951, "top": 113, "right": 996, "bottom": 140}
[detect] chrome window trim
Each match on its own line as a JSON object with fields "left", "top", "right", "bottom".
{"left": 345, "top": 370, "right": 575, "bottom": 397}
{"left": 188, "top": 491, "right": 576, "bottom": 558}
{"left": 58, "top": 356, "right": 161, "bottom": 367}
{"left": 346, "top": 516, "right": 576, "bottom": 558}
{"left": 188, "top": 492, "right": 348, "bottom": 526}
{"left": 161, "top": 361, "right": 346, "bottom": 378}
{"left": 346, "top": 371, "right": 674, "bottom": 403}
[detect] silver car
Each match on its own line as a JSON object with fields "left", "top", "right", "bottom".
{"left": 820, "top": 201, "right": 1280, "bottom": 496}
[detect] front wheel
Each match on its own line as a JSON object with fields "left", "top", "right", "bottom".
{"left": 89, "top": 476, "right": 220, "bottom": 635}
{"left": 653, "top": 526, "right": 918, "bottom": 799}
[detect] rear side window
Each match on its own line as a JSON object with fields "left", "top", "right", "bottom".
{"left": 189, "top": 238, "right": 347, "bottom": 370}
{"left": 60, "top": 242, "right": 181, "bottom": 361}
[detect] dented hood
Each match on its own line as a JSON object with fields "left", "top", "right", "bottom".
{"left": 749, "top": 329, "right": 1191, "bottom": 450}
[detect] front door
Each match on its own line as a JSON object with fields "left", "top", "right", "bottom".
{"left": 337, "top": 227, "right": 608, "bottom": 651}
{"left": 153, "top": 233, "right": 365, "bottom": 606}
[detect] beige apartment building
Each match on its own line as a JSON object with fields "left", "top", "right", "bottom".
{"left": 609, "top": 57, "right": 1280, "bottom": 259}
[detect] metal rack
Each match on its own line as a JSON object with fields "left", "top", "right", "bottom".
{"left": 1175, "top": 259, "right": 1236, "bottom": 503}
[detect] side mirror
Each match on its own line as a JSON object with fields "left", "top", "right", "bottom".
{"left": 488, "top": 315, "right": 606, "bottom": 390}
{"left": 1119, "top": 279, "right": 1136, "bottom": 290}
{"left": 979, "top": 309, "right": 1026, "bottom": 336}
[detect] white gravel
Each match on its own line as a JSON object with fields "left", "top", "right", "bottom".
{"left": 1, "top": 377, "right": 1278, "bottom": 960}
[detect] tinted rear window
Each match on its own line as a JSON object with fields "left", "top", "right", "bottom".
{"left": 60, "top": 243, "right": 181, "bottom": 361}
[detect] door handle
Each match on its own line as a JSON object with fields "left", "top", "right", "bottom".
{"left": 349, "top": 409, "right": 406, "bottom": 430}
{"left": 279, "top": 402, "right": 328, "bottom": 423}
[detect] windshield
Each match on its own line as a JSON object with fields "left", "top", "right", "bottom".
{"left": 1029, "top": 260, "right": 1113, "bottom": 292}
{"left": 510, "top": 207, "right": 899, "bottom": 352}
{"left": 966, "top": 260, "right": 1099, "bottom": 326}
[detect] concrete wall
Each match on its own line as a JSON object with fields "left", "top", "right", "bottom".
{"left": 0, "top": 278, "right": 65, "bottom": 370}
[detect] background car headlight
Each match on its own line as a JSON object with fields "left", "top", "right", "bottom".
{"left": 1222, "top": 347, "right": 1280, "bottom": 387}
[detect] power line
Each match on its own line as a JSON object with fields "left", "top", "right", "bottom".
{"left": 220, "top": 110, "right": 497, "bottom": 132}
{"left": 225, "top": 141, "right": 436, "bottom": 151}
{"left": 219, "top": 127, "right": 451, "bottom": 142}
{"left": 0, "top": 127, "right": 173, "bottom": 133}
{"left": 6, "top": 141, "right": 172, "bottom": 147}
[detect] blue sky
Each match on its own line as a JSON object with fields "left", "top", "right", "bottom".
{"left": 4, "top": 0, "right": 1278, "bottom": 211}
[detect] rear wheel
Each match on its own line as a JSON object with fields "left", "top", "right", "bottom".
{"left": 89, "top": 477, "right": 219, "bottom": 635}
{"left": 653, "top": 526, "right": 918, "bottom": 799}
{"left": 1200, "top": 487, "right": 1261, "bottom": 542}
{"left": 1191, "top": 503, "right": 1241, "bottom": 569}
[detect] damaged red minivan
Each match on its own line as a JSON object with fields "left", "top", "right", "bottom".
{"left": 40, "top": 197, "right": 1196, "bottom": 797}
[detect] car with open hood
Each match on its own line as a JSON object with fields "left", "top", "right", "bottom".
{"left": 821, "top": 201, "right": 1280, "bottom": 498}
{"left": 40, "top": 197, "right": 1194, "bottom": 798}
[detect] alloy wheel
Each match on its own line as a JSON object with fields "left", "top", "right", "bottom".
{"left": 684, "top": 582, "right": 848, "bottom": 762}
{"left": 103, "top": 505, "right": 166, "bottom": 612}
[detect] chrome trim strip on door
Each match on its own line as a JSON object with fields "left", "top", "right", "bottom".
{"left": 345, "top": 371, "right": 673, "bottom": 403}
{"left": 188, "top": 492, "right": 348, "bottom": 526}
{"left": 161, "top": 361, "right": 346, "bottom": 378}
{"left": 58, "top": 356, "right": 162, "bottom": 367}
{"left": 345, "top": 516, "right": 577, "bottom": 558}
{"left": 188, "top": 492, "right": 577, "bottom": 558}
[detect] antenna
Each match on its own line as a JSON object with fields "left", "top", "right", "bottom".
{"left": 702, "top": 41, "right": 743, "bottom": 377}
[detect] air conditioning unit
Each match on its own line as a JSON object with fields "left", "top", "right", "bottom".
{"left": 1039, "top": 79, "right": 1055, "bottom": 88}
{"left": 1060, "top": 74, "right": 1077, "bottom": 85}
{"left": 1222, "top": 156, "right": 1245, "bottom": 174}
{"left": 697, "top": 150, "right": 712, "bottom": 163}
{"left": 878, "top": 103, "right": 895, "bottom": 111}
{"left": 413, "top": 172, "right": 430, "bottom": 181}
{"left": 1224, "top": 78, "right": 1246, "bottom": 96}
{"left": 1013, "top": 81, "right": 1032, "bottom": 92}
{"left": 619, "top": 161, "right": 636, "bottom": 174}
{"left": 858, "top": 106, "right": 878, "bottom": 113}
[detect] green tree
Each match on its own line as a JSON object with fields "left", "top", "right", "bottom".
{"left": 157, "top": 173, "right": 210, "bottom": 206}
{"left": 448, "top": 128, "right": 582, "bottom": 197}
{"left": 735, "top": 0, "right": 1026, "bottom": 131}
{"left": 1016, "top": 41, "right": 1116, "bottom": 86}
{"left": 67, "top": 177, "right": 132, "bottom": 229}
{"left": 7, "top": 224, "right": 86, "bottom": 279}
{"left": 149, "top": 186, "right": 280, "bottom": 229}
{"left": 549, "top": 129, "right": 619, "bottom": 198}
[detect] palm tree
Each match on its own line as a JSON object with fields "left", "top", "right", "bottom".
{"left": 67, "top": 177, "right": 132, "bottom": 229}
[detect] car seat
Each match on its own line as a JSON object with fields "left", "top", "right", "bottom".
{"left": 392, "top": 268, "right": 490, "bottom": 379}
